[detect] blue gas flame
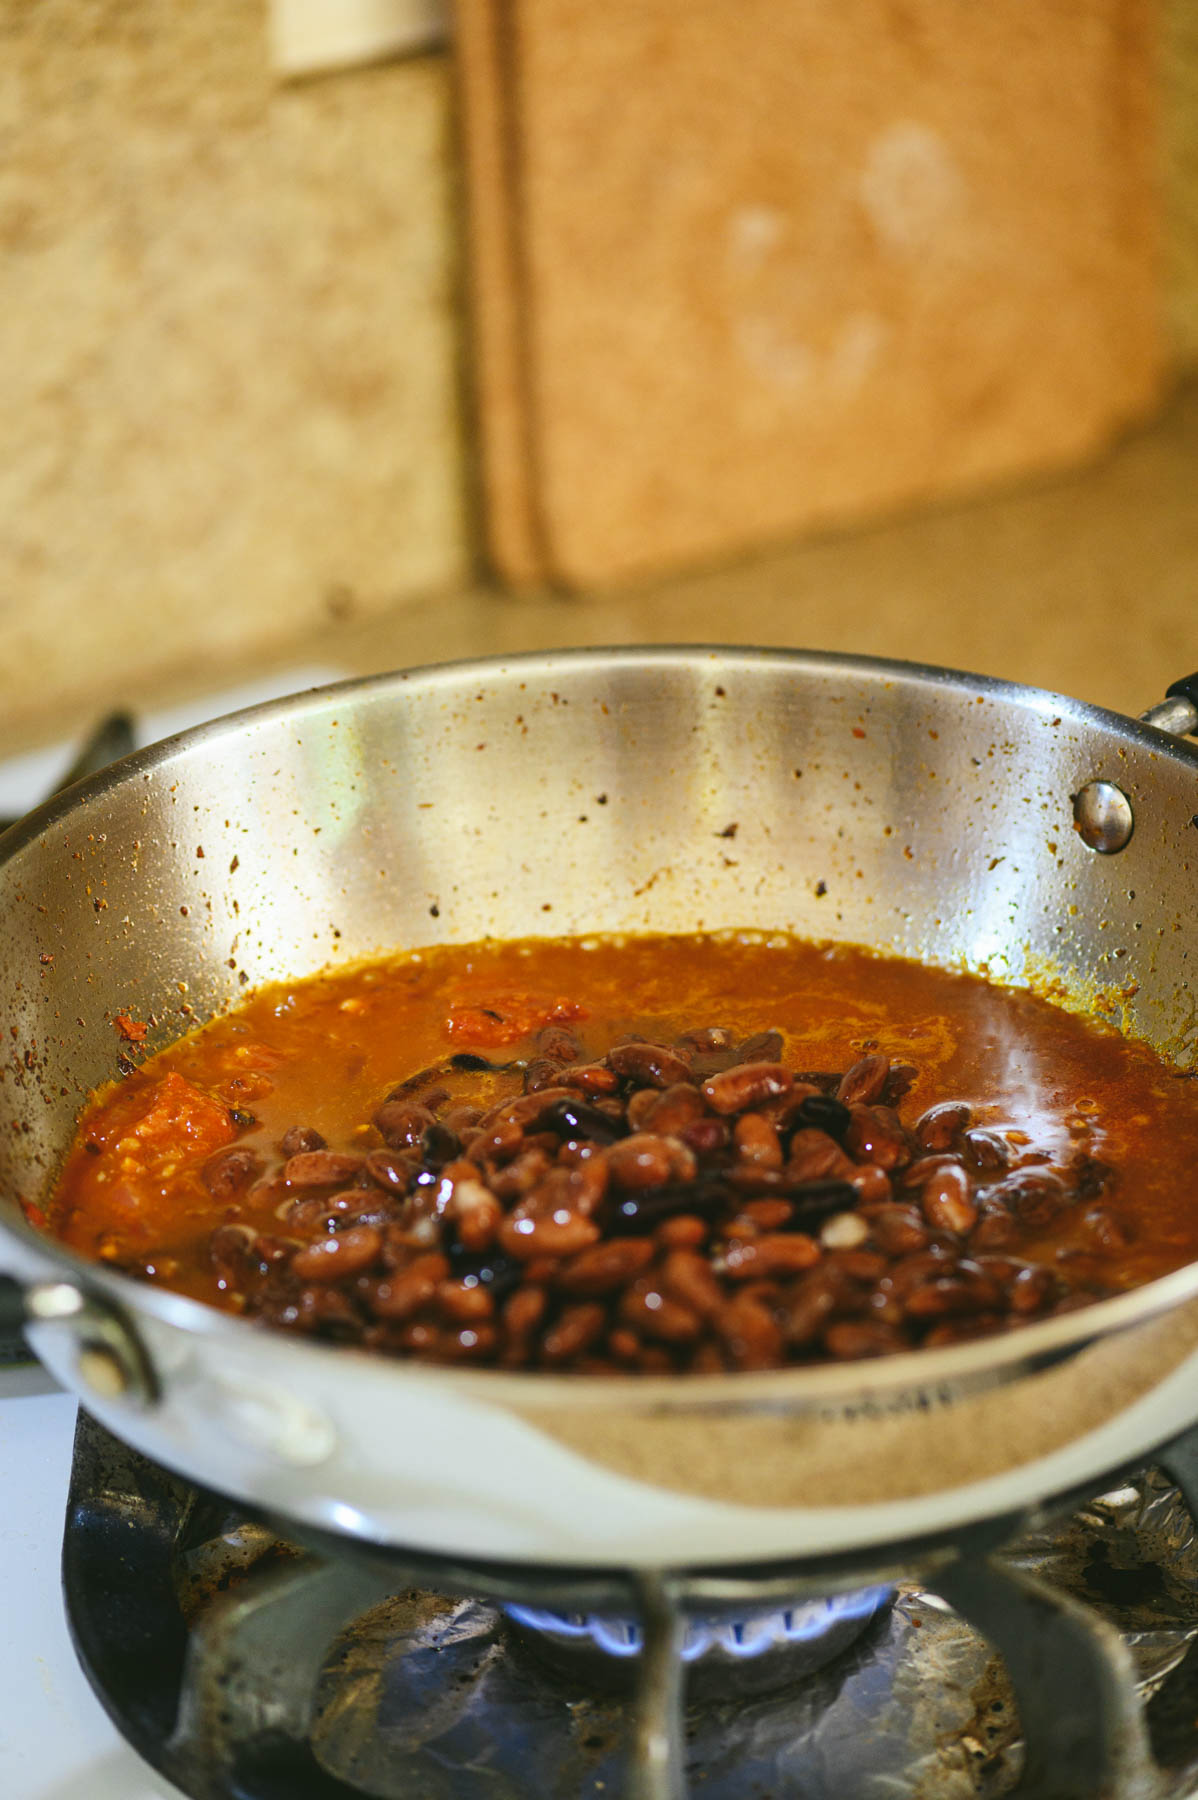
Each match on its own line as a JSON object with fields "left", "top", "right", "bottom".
{"left": 505, "top": 1586, "right": 891, "bottom": 1662}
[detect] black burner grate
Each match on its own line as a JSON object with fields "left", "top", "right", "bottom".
{"left": 60, "top": 1409, "right": 1198, "bottom": 1800}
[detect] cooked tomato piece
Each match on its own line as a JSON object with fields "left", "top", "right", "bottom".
{"left": 444, "top": 991, "right": 587, "bottom": 1047}
{"left": 56, "top": 1072, "right": 236, "bottom": 1250}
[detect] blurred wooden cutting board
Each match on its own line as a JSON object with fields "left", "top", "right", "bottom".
{"left": 456, "top": 0, "right": 1162, "bottom": 590}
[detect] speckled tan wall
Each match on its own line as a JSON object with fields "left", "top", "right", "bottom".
{"left": 1165, "top": 0, "right": 1198, "bottom": 363}
{"left": 0, "top": 2, "right": 467, "bottom": 743}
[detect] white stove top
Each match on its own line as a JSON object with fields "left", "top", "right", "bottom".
{"left": 0, "top": 668, "right": 342, "bottom": 1800}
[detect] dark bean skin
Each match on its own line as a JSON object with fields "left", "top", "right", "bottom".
{"left": 844, "top": 1105, "right": 909, "bottom": 1171}
{"left": 291, "top": 1225, "right": 383, "bottom": 1283}
{"left": 373, "top": 1100, "right": 436, "bottom": 1150}
{"left": 535, "top": 1025, "right": 582, "bottom": 1062}
{"left": 643, "top": 1083, "right": 708, "bottom": 1137}
{"left": 557, "top": 1238, "right": 656, "bottom": 1295}
{"left": 557, "top": 1062, "right": 621, "bottom": 1096}
{"left": 608, "top": 1042, "right": 694, "bottom": 1088}
{"left": 680, "top": 1117, "right": 729, "bottom": 1154}
{"left": 963, "top": 1128, "right": 1012, "bottom": 1172}
{"left": 540, "top": 1096, "right": 626, "bottom": 1144}
{"left": 836, "top": 1054, "right": 891, "bottom": 1107}
{"left": 915, "top": 1102, "right": 971, "bottom": 1152}
{"left": 283, "top": 1149, "right": 367, "bottom": 1188}
{"left": 202, "top": 1146, "right": 262, "bottom": 1200}
{"left": 219, "top": 1013, "right": 1119, "bottom": 1371}
{"left": 792, "top": 1093, "right": 852, "bottom": 1138}
{"left": 279, "top": 1125, "right": 326, "bottom": 1158}
{"left": 703, "top": 1062, "right": 794, "bottom": 1115}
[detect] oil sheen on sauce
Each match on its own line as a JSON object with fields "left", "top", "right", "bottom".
{"left": 43, "top": 933, "right": 1198, "bottom": 1321}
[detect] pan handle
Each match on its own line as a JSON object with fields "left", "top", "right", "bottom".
{"left": 1140, "top": 674, "right": 1198, "bottom": 737}
{"left": 0, "top": 1272, "right": 158, "bottom": 1404}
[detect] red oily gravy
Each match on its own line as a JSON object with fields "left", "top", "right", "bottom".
{"left": 39, "top": 933, "right": 1198, "bottom": 1361}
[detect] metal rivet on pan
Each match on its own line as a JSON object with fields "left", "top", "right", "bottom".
{"left": 1072, "top": 781, "right": 1134, "bottom": 854}
{"left": 76, "top": 1341, "right": 131, "bottom": 1400}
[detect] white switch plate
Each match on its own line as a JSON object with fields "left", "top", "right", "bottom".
{"left": 270, "top": 0, "right": 447, "bottom": 78}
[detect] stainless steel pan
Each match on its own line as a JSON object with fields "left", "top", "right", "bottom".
{"left": 4, "top": 646, "right": 1198, "bottom": 1570}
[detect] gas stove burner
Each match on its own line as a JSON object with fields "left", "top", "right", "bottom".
{"left": 504, "top": 1587, "right": 892, "bottom": 1697}
{"left": 58, "top": 1411, "right": 1198, "bottom": 1800}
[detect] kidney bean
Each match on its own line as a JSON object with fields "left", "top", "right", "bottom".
{"left": 619, "top": 1283, "right": 703, "bottom": 1344}
{"left": 536, "top": 1025, "right": 582, "bottom": 1062}
{"left": 677, "top": 1026, "right": 735, "bottom": 1053}
{"left": 367, "top": 1251, "right": 450, "bottom": 1319}
{"left": 542, "top": 1302, "right": 607, "bottom": 1363}
{"left": 557, "top": 1237, "right": 656, "bottom": 1295}
{"left": 836, "top": 1054, "right": 891, "bottom": 1107}
{"left": 992, "top": 1170, "right": 1069, "bottom": 1229}
{"left": 486, "top": 1089, "right": 577, "bottom": 1132}
{"left": 625, "top": 1088, "right": 659, "bottom": 1130}
{"left": 614, "top": 1179, "right": 732, "bottom": 1233}
{"left": 279, "top": 1125, "right": 326, "bottom": 1158}
{"left": 786, "top": 1129, "right": 852, "bottom": 1183}
{"left": 202, "top": 1145, "right": 262, "bottom": 1200}
{"left": 827, "top": 1248, "right": 889, "bottom": 1282}
{"left": 488, "top": 1146, "right": 553, "bottom": 1200}
{"left": 283, "top": 1149, "right": 367, "bottom": 1188}
{"left": 733, "top": 1112, "right": 783, "bottom": 1168}
{"left": 964, "top": 1129, "right": 1012, "bottom": 1172}
{"left": 680, "top": 1116, "right": 729, "bottom": 1154}
{"left": 715, "top": 1293, "right": 784, "bottom": 1368}
{"left": 738, "top": 1198, "right": 793, "bottom": 1230}
{"left": 660, "top": 1248, "right": 724, "bottom": 1319}
{"left": 363, "top": 1149, "right": 413, "bottom": 1194}
{"left": 845, "top": 1105, "right": 910, "bottom": 1172}
{"left": 901, "top": 1153, "right": 965, "bottom": 1189}
{"left": 607, "top": 1042, "right": 694, "bottom": 1088}
{"left": 904, "top": 1275, "right": 990, "bottom": 1319}
{"left": 502, "top": 1283, "right": 547, "bottom": 1350}
{"left": 791, "top": 1093, "right": 852, "bottom": 1138}
{"left": 291, "top": 1225, "right": 383, "bottom": 1283}
{"left": 702, "top": 1062, "right": 794, "bottom": 1115}
{"left": 541, "top": 1096, "right": 626, "bottom": 1145}
{"left": 782, "top": 1270, "right": 840, "bottom": 1344}
{"left": 1082, "top": 1206, "right": 1136, "bottom": 1251}
{"left": 915, "top": 1102, "right": 972, "bottom": 1152}
{"left": 463, "top": 1117, "right": 524, "bottom": 1164}
{"left": 608, "top": 1325, "right": 642, "bottom": 1363}
{"left": 642, "top": 1083, "right": 708, "bottom": 1136}
{"left": 557, "top": 1062, "right": 620, "bottom": 1096}
{"left": 786, "top": 1178, "right": 862, "bottom": 1224}
{"left": 434, "top": 1278, "right": 496, "bottom": 1323}
{"left": 969, "top": 1208, "right": 1021, "bottom": 1250}
{"left": 824, "top": 1319, "right": 907, "bottom": 1359}
{"left": 922, "top": 1163, "right": 978, "bottom": 1235}
{"left": 210, "top": 1222, "right": 256, "bottom": 1275}
{"left": 498, "top": 1209, "right": 601, "bottom": 1260}
{"left": 869, "top": 1206, "right": 930, "bottom": 1256}
{"left": 445, "top": 1176, "right": 502, "bottom": 1252}
{"left": 654, "top": 1213, "right": 710, "bottom": 1249}
{"left": 373, "top": 1100, "right": 436, "bottom": 1150}
{"left": 607, "top": 1133, "right": 695, "bottom": 1190}
{"left": 735, "top": 1030, "right": 785, "bottom": 1064}
{"left": 722, "top": 1233, "right": 821, "bottom": 1278}
{"left": 847, "top": 1164, "right": 893, "bottom": 1206}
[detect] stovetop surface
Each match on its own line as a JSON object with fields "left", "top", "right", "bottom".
{"left": 0, "top": 669, "right": 340, "bottom": 1800}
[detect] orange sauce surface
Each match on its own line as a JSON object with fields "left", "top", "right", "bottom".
{"left": 44, "top": 933, "right": 1198, "bottom": 1314}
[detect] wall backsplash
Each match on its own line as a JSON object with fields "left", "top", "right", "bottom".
{"left": 0, "top": 1, "right": 1196, "bottom": 746}
{"left": 0, "top": 2, "right": 467, "bottom": 745}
